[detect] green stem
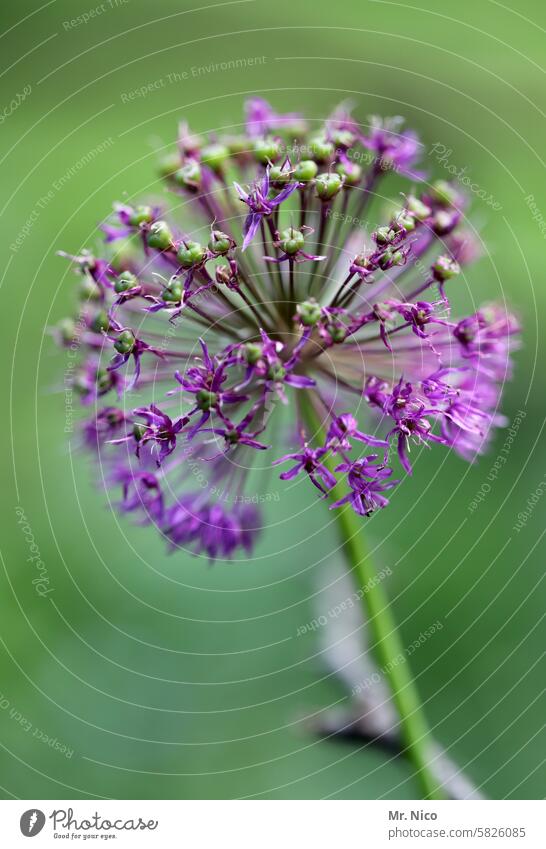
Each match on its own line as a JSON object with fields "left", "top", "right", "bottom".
{"left": 300, "top": 394, "right": 444, "bottom": 800}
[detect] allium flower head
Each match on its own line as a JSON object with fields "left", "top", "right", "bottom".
{"left": 57, "top": 100, "right": 519, "bottom": 560}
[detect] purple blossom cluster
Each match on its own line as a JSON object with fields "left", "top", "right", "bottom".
{"left": 57, "top": 99, "right": 519, "bottom": 560}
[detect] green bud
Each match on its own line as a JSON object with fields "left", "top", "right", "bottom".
{"left": 269, "top": 164, "right": 291, "bottom": 186}
{"left": 297, "top": 299, "right": 322, "bottom": 326}
{"left": 390, "top": 250, "right": 405, "bottom": 266}
{"left": 378, "top": 248, "right": 394, "bottom": 270}
{"left": 129, "top": 205, "right": 154, "bottom": 226}
{"left": 158, "top": 154, "right": 180, "bottom": 177}
{"left": 432, "top": 255, "right": 460, "bottom": 281}
{"left": 133, "top": 423, "right": 147, "bottom": 441}
{"left": 254, "top": 137, "right": 282, "bottom": 165}
{"left": 200, "top": 143, "right": 229, "bottom": 172}
{"left": 432, "top": 210, "right": 456, "bottom": 235}
{"left": 353, "top": 253, "right": 372, "bottom": 269}
{"left": 315, "top": 172, "right": 343, "bottom": 201}
{"left": 430, "top": 179, "right": 458, "bottom": 207}
{"left": 293, "top": 160, "right": 318, "bottom": 182}
{"left": 174, "top": 161, "right": 202, "bottom": 191}
{"left": 176, "top": 240, "right": 206, "bottom": 268}
{"left": 58, "top": 318, "right": 76, "bottom": 343}
{"left": 196, "top": 389, "right": 218, "bottom": 410}
{"left": 393, "top": 213, "right": 415, "bottom": 232}
{"left": 114, "top": 271, "right": 137, "bottom": 293}
{"left": 267, "top": 362, "right": 286, "bottom": 381}
{"left": 279, "top": 227, "right": 305, "bottom": 255}
{"left": 208, "top": 230, "right": 232, "bottom": 255}
{"left": 335, "top": 160, "right": 362, "bottom": 185}
{"left": 331, "top": 129, "right": 355, "bottom": 149}
{"left": 79, "top": 276, "right": 101, "bottom": 301}
{"left": 96, "top": 369, "right": 113, "bottom": 393}
{"left": 407, "top": 195, "right": 431, "bottom": 221}
{"left": 327, "top": 324, "right": 347, "bottom": 343}
{"left": 244, "top": 343, "right": 262, "bottom": 364}
{"left": 114, "top": 329, "right": 135, "bottom": 355}
{"left": 374, "top": 226, "right": 396, "bottom": 245}
{"left": 147, "top": 221, "right": 173, "bottom": 251}
{"left": 162, "top": 279, "right": 183, "bottom": 302}
{"left": 91, "top": 310, "right": 110, "bottom": 333}
{"left": 225, "top": 135, "right": 251, "bottom": 155}
{"left": 309, "top": 136, "right": 334, "bottom": 163}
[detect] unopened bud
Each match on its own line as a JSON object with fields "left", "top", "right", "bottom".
{"left": 147, "top": 221, "right": 173, "bottom": 251}
{"left": 176, "top": 241, "right": 206, "bottom": 268}
{"left": 297, "top": 299, "right": 322, "bottom": 326}
{"left": 315, "top": 172, "right": 343, "bottom": 201}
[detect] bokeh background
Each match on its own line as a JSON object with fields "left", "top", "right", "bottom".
{"left": 1, "top": 0, "right": 544, "bottom": 800}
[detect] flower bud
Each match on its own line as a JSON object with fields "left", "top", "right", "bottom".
{"left": 162, "top": 279, "right": 183, "bottom": 302}
{"left": 200, "top": 143, "right": 229, "bottom": 173}
{"left": 353, "top": 253, "right": 372, "bottom": 269}
{"left": 196, "top": 389, "right": 218, "bottom": 410}
{"left": 331, "top": 129, "right": 355, "bottom": 149}
{"left": 374, "top": 226, "right": 396, "bottom": 246}
{"left": 309, "top": 136, "right": 334, "bottom": 163}
{"left": 297, "top": 299, "right": 322, "bottom": 326}
{"left": 91, "top": 310, "right": 110, "bottom": 333}
{"left": 129, "top": 205, "right": 154, "bottom": 226}
{"left": 327, "top": 323, "right": 347, "bottom": 343}
{"left": 208, "top": 230, "right": 232, "bottom": 255}
{"left": 432, "top": 209, "right": 457, "bottom": 236}
{"left": 158, "top": 153, "right": 180, "bottom": 178}
{"left": 279, "top": 227, "right": 305, "bottom": 255}
{"left": 269, "top": 164, "right": 291, "bottom": 186}
{"left": 390, "top": 250, "right": 405, "bottom": 266}
{"left": 293, "top": 160, "right": 318, "bottom": 182}
{"left": 254, "top": 137, "right": 282, "bottom": 164}
{"left": 133, "top": 423, "right": 146, "bottom": 441}
{"left": 114, "top": 271, "right": 137, "bottom": 293}
{"left": 244, "top": 342, "right": 262, "bottom": 364}
{"left": 58, "top": 318, "right": 76, "bottom": 343}
{"left": 96, "top": 369, "right": 114, "bottom": 394}
{"left": 215, "top": 262, "right": 236, "bottom": 286}
{"left": 407, "top": 195, "right": 431, "bottom": 221}
{"left": 147, "top": 221, "right": 173, "bottom": 251}
{"left": 225, "top": 135, "right": 251, "bottom": 155}
{"left": 336, "top": 160, "right": 362, "bottom": 185}
{"left": 315, "top": 172, "right": 343, "bottom": 201}
{"left": 176, "top": 241, "right": 206, "bottom": 268}
{"left": 267, "top": 362, "right": 286, "bottom": 381}
{"left": 114, "top": 329, "right": 135, "bottom": 354}
{"left": 79, "top": 276, "right": 101, "bottom": 300}
{"left": 432, "top": 255, "right": 460, "bottom": 281}
{"left": 430, "top": 179, "right": 458, "bottom": 207}
{"left": 392, "top": 212, "right": 415, "bottom": 232}
{"left": 377, "top": 248, "right": 404, "bottom": 270}
{"left": 174, "top": 161, "right": 202, "bottom": 191}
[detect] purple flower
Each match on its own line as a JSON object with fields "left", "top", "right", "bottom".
{"left": 331, "top": 456, "right": 400, "bottom": 516}
{"left": 361, "top": 115, "right": 424, "bottom": 179}
{"left": 245, "top": 98, "right": 305, "bottom": 137}
{"left": 57, "top": 99, "right": 520, "bottom": 559}
{"left": 110, "top": 404, "right": 188, "bottom": 465}
{"left": 163, "top": 496, "right": 260, "bottom": 560}
{"left": 234, "top": 168, "right": 298, "bottom": 250}
{"left": 273, "top": 445, "right": 337, "bottom": 495}
{"left": 326, "top": 413, "right": 388, "bottom": 451}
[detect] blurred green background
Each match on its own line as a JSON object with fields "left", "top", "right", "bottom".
{"left": 0, "top": 0, "right": 544, "bottom": 800}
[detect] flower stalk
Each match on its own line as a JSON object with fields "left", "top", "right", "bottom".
{"left": 300, "top": 392, "right": 444, "bottom": 800}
